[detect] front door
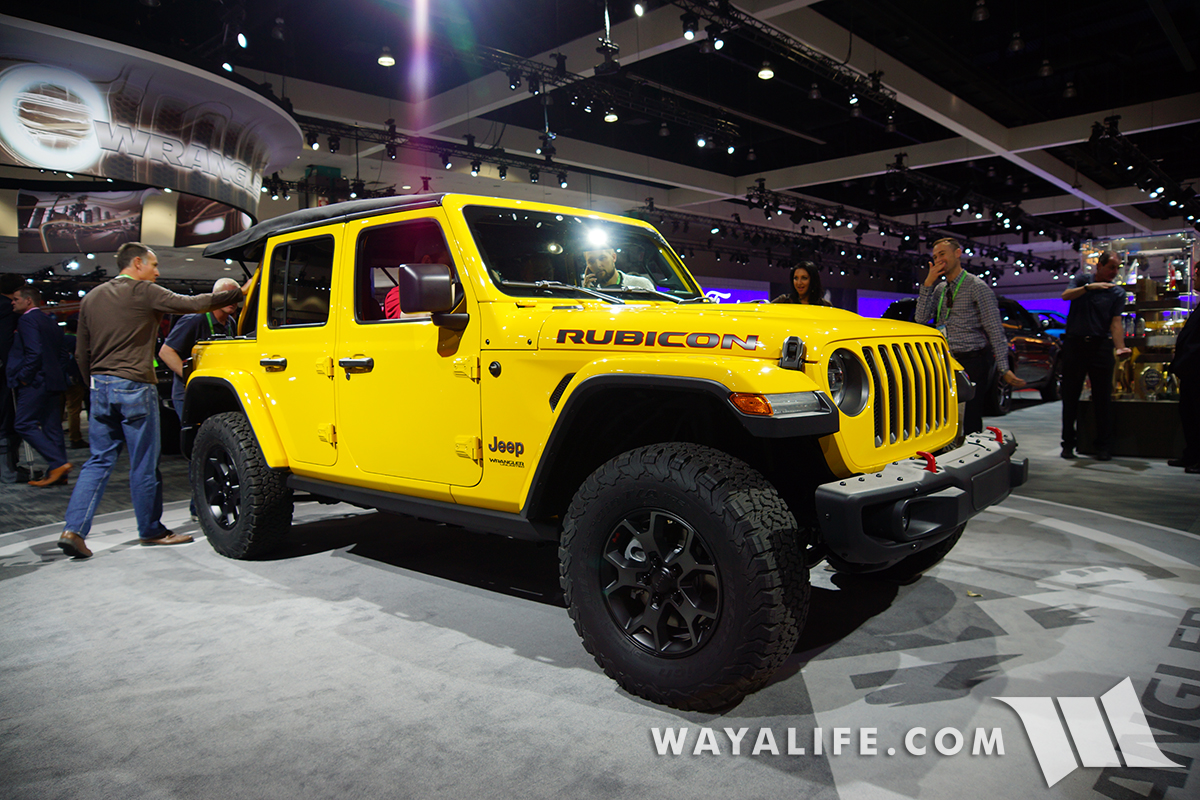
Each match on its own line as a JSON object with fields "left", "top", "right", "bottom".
{"left": 254, "top": 230, "right": 340, "bottom": 467}
{"left": 333, "top": 213, "right": 482, "bottom": 487}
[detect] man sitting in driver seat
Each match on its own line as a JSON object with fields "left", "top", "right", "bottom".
{"left": 581, "top": 247, "right": 654, "bottom": 291}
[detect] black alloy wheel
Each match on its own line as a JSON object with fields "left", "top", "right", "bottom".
{"left": 599, "top": 509, "right": 721, "bottom": 657}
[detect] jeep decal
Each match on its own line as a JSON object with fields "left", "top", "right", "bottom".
{"left": 555, "top": 329, "right": 760, "bottom": 350}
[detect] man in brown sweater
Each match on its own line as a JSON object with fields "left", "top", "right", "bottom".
{"left": 57, "top": 242, "right": 246, "bottom": 559}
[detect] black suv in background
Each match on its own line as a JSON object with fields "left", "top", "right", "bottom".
{"left": 881, "top": 296, "right": 1062, "bottom": 415}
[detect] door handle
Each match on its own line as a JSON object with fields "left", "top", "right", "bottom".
{"left": 260, "top": 356, "right": 287, "bottom": 372}
{"left": 338, "top": 356, "right": 375, "bottom": 374}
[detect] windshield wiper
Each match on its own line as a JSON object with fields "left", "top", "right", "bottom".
{"left": 597, "top": 286, "right": 683, "bottom": 304}
{"left": 678, "top": 295, "right": 712, "bottom": 304}
{"left": 502, "top": 280, "right": 624, "bottom": 304}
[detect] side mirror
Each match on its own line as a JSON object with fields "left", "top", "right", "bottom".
{"left": 397, "top": 263, "right": 469, "bottom": 330}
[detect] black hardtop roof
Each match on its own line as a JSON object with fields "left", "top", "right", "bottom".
{"left": 203, "top": 193, "right": 446, "bottom": 262}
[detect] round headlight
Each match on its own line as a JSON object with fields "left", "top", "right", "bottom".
{"left": 827, "top": 348, "right": 868, "bottom": 416}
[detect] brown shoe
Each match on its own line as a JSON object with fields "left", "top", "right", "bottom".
{"left": 140, "top": 531, "right": 194, "bottom": 546}
{"left": 30, "top": 463, "right": 72, "bottom": 487}
{"left": 57, "top": 531, "right": 92, "bottom": 559}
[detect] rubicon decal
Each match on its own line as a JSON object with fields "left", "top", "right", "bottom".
{"left": 995, "top": 677, "right": 1184, "bottom": 788}
{"left": 556, "top": 329, "right": 760, "bottom": 350}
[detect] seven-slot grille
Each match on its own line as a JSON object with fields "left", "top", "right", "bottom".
{"left": 860, "top": 340, "right": 954, "bottom": 447}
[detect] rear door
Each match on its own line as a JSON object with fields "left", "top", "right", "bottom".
{"left": 253, "top": 230, "right": 340, "bottom": 467}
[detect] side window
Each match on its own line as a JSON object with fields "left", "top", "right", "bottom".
{"left": 267, "top": 236, "right": 334, "bottom": 328}
{"left": 353, "top": 219, "right": 454, "bottom": 322}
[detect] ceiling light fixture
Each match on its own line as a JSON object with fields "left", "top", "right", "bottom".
{"left": 696, "top": 135, "right": 706, "bottom": 148}
{"left": 377, "top": 46, "right": 395, "bottom": 67}
{"left": 635, "top": 3, "right": 645, "bottom": 18}
{"left": 885, "top": 113, "right": 896, "bottom": 133}
{"left": 972, "top": 0, "right": 989, "bottom": 22}
{"left": 1039, "top": 59, "right": 1053, "bottom": 77}
{"left": 508, "top": 70, "right": 522, "bottom": 91}
{"left": 604, "top": 107, "right": 619, "bottom": 123}
{"left": 386, "top": 143, "right": 397, "bottom": 160}
{"left": 681, "top": 13, "right": 698, "bottom": 40}
{"left": 1063, "top": 81, "right": 1077, "bottom": 98}
{"left": 307, "top": 132, "right": 319, "bottom": 150}
{"left": 808, "top": 83, "right": 821, "bottom": 100}
{"left": 559, "top": 173, "right": 568, "bottom": 188}
{"left": 498, "top": 165, "right": 507, "bottom": 180}
{"left": 658, "top": 122, "right": 670, "bottom": 137}
{"left": 529, "top": 169, "right": 539, "bottom": 184}
{"left": 441, "top": 153, "right": 452, "bottom": 169}
{"left": 327, "top": 135, "right": 340, "bottom": 154}
{"left": 470, "top": 160, "right": 481, "bottom": 177}
{"left": 758, "top": 61, "right": 774, "bottom": 80}
{"left": 1008, "top": 31, "right": 1024, "bottom": 53}
{"left": 706, "top": 25, "right": 724, "bottom": 50}
{"left": 746, "top": 148, "right": 757, "bottom": 162}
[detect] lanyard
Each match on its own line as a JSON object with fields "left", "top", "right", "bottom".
{"left": 936, "top": 271, "right": 967, "bottom": 326}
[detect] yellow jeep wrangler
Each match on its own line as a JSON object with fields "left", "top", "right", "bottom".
{"left": 184, "top": 193, "right": 1027, "bottom": 711}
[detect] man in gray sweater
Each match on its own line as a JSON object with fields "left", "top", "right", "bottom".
{"left": 57, "top": 242, "right": 246, "bottom": 559}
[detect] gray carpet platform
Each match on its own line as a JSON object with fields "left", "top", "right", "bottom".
{"left": 2, "top": 396, "right": 1197, "bottom": 799}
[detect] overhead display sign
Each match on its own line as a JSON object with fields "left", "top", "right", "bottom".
{"left": 0, "top": 15, "right": 302, "bottom": 217}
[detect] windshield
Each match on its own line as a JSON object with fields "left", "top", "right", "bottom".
{"left": 463, "top": 205, "right": 703, "bottom": 302}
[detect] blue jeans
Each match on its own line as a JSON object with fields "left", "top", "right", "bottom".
{"left": 63, "top": 376, "right": 167, "bottom": 540}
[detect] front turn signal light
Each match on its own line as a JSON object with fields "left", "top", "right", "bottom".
{"left": 729, "top": 393, "right": 773, "bottom": 416}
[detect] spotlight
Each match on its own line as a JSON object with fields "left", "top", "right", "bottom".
{"left": 850, "top": 105, "right": 862, "bottom": 118}
{"left": 1039, "top": 59, "right": 1053, "bottom": 78}
{"left": 1008, "top": 31, "right": 1024, "bottom": 53}
{"left": 350, "top": 180, "right": 364, "bottom": 199}
{"left": 377, "top": 46, "right": 395, "bottom": 67}
{"left": 658, "top": 122, "right": 670, "bottom": 137}
{"left": 508, "top": 70, "right": 522, "bottom": 91}
{"left": 635, "top": 3, "right": 645, "bottom": 17}
{"left": 885, "top": 113, "right": 896, "bottom": 133}
{"left": 386, "top": 143, "right": 397, "bottom": 160}
{"left": 706, "top": 25, "right": 724, "bottom": 50}
{"left": 604, "top": 108, "right": 619, "bottom": 123}
{"left": 558, "top": 173, "right": 568, "bottom": 188}
{"left": 528, "top": 75, "right": 541, "bottom": 95}
{"left": 470, "top": 160, "right": 481, "bottom": 177}
{"left": 681, "top": 13, "right": 698, "bottom": 40}
{"left": 758, "top": 61, "right": 774, "bottom": 80}
{"left": 696, "top": 135, "right": 706, "bottom": 148}
{"left": 1063, "top": 81, "right": 1077, "bottom": 99}
{"left": 848, "top": 92, "right": 859, "bottom": 105}
{"left": 727, "top": 145, "right": 735, "bottom": 155}
{"left": 972, "top": 0, "right": 989, "bottom": 22}
{"left": 222, "top": 61, "right": 233, "bottom": 72}
{"left": 441, "top": 153, "right": 452, "bottom": 169}
{"left": 498, "top": 165, "right": 507, "bottom": 180}
{"left": 307, "top": 132, "right": 320, "bottom": 150}
{"left": 808, "top": 83, "right": 821, "bottom": 100}
{"left": 529, "top": 169, "right": 539, "bottom": 184}
{"left": 746, "top": 148, "right": 756, "bottom": 161}
{"left": 328, "top": 135, "right": 340, "bottom": 154}
{"left": 271, "top": 17, "right": 285, "bottom": 41}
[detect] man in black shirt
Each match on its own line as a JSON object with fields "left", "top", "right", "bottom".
{"left": 1167, "top": 259, "right": 1200, "bottom": 473}
{"left": 1060, "top": 251, "right": 1130, "bottom": 460}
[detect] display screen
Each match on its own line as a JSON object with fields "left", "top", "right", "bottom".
{"left": 16, "top": 188, "right": 155, "bottom": 253}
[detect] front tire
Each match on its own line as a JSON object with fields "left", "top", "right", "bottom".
{"left": 559, "top": 443, "right": 809, "bottom": 711}
{"left": 191, "top": 412, "right": 293, "bottom": 559}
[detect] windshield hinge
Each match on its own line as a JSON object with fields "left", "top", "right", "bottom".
{"left": 317, "top": 423, "right": 337, "bottom": 445}
{"left": 456, "top": 435, "right": 482, "bottom": 462}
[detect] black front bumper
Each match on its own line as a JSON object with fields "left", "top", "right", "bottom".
{"left": 814, "top": 429, "right": 1028, "bottom": 568}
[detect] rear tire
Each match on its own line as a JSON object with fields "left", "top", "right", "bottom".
{"left": 191, "top": 412, "right": 293, "bottom": 559}
{"left": 559, "top": 443, "right": 809, "bottom": 711}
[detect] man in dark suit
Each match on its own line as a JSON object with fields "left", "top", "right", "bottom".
{"left": 1168, "top": 259, "right": 1200, "bottom": 473}
{"left": 6, "top": 286, "right": 71, "bottom": 487}
{"left": 0, "top": 273, "right": 23, "bottom": 483}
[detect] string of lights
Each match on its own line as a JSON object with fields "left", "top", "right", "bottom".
{"left": 1090, "top": 115, "right": 1200, "bottom": 232}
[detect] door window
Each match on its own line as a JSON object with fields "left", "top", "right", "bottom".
{"left": 267, "top": 235, "right": 335, "bottom": 328}
{"left": 353, "top": 219, "right": 454, "bottom": 322}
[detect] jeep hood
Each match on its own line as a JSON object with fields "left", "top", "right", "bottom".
{"left": 536, "top": 303, "right": 937, "bottom": 358}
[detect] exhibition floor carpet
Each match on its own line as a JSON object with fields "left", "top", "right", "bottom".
{"left": 1, "top": 397, "right": 1197, "bottom": 799}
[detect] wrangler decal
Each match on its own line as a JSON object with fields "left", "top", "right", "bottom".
{"left": 555, "top": 329, "right": 760, "bottom": 350}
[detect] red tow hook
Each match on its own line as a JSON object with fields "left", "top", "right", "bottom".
{"left": 985, "top": 426, "right": 1005, "bottom": 444}
{"left": 915, "top": 451, "right": 938, "bottom": 472}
